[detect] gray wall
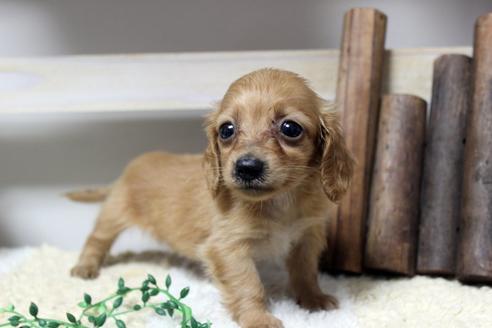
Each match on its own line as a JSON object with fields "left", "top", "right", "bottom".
{"left": 0, "top": 0, "right": 491, "bottom": 56}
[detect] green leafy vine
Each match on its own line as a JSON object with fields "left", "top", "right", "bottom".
{"left": 0, "top": 274, "right": 211, "bottom": 328}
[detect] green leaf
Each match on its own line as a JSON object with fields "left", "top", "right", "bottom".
{"left": 115, "top": 319, "right": 126, "bottom": 328}
{"left": 167, "top": 308, "right": 174, "bottom": 317}
{"left": 141, "top": 291, "right": 150, "bottom": 303}
{"left": 8, "top": 315, "right": 21, "bottom": 326}
{"left": 117, "top": 287, "right": 131, "bottom": 295}
{"left": 150, "top": 288, "right": 159, "bottom": 296}
{"left": 38, "top": 319, "right": 47, "bottom": 326}
{"left": 66, "top": 312, "right": 76, "bottom": 323}
{"left": 180, "top": 287, "right": 190, "bottom": 299}
{"left": 147, "top": 274, "right": 156, "bottom": 285}
{"left": 113, "top": 296, "right": 123, "bottom": 309}
{"left": 118, "top": 277, "right": 125, "bottom": 289}
{"left": 154, "top": 308, "right": 166, "bottom": 316}
{"left": 77, "top": 301, "right": 88, "bottom": 308}
{"left": 132, "top": 304, "right": 142, "bottom": 311}
{"left": 84, "top": 293, "right": 92, "bottom": 305}
{"left": 169, "top": 300, "right": 179, "bottom": 309}
{"left": 6, "top": 304, "right": 15, "bottom": 311}
{"left": 165, "top": 275, "right": 172, "bottom": 289}
{"left": 29, "top": 302, "right": 39, "bottom": 317}
{"left": 47, "top": 322, "right": 60, "bottom": 328}
{"left": 191, "top": 317, "right": 198, "bottom": 328}
{"left": 8, "top": 315, "right": 21, "bottom": 321}
{"left": 88, "top": 316, "right": 96, "bottom": 323}
{"left": 97, "top": 303, "right": 107, "bottom": 313}
{"left": 94, "top": 313, "right": 107, "bottom": 327}
{"left": 141, "top": 281, "right": 149, "bottom": 292}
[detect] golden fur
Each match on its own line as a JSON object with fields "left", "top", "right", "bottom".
{"left": 70, "top": 68, "right": 354, "bottom": 328}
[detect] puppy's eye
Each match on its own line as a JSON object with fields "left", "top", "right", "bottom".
{"left": 280, "top": 120, "right": 303, "bottom": 139}
{"left": 219, "top": 122, "right": 235, "bottom": 140}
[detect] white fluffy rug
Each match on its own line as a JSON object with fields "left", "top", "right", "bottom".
{"left": 0, "top": 246, "right": 491, "bottom": 328}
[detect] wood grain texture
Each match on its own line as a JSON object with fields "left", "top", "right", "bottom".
{"left": 417, "top": 55, "right": 472, "bottom": 276}
{"left": 458, "top": 12, "right": 492, "bottom": 283}
{"left": 365, "top": 95, "right": 427, "bottom": 275}
{"left": 332, "top": 8, "right": 387, "bottom": 273}
{"left": 0, "top": 48, "right": 470, "bottom": 113}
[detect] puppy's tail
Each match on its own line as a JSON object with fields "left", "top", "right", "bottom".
{"left": 64, "top": 186, "right": 110, "bottom": 203}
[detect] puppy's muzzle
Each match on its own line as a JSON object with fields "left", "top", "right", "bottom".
{"left": 234, "top": 155, "right": 265, "bottom": 183}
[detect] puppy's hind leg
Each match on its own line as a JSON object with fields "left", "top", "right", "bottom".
{"left": 71, "top": 201, "right": 130, "bottom": 279}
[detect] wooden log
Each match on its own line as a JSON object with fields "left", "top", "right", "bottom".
{"left": 458, "top": 12, "right": 492, "bottom": 283}
{"left": 365, "top": 95, "right": 426, "bottom": 275}
{"left": 331, "top": 8, "right": 387, "bottom": 273}
{"left": 417, "top": 55, "right": 472, "bottom": 276}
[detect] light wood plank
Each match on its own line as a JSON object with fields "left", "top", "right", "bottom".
{"left": 0, "top": 47, "right": 471, "bottom": 113}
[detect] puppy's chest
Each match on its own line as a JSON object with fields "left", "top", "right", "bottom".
{"left": 251, "top": 218, "right": 312, "bottom": 261}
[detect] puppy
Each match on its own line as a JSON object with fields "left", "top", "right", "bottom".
{"left": 70, "top": 68, "right": 354, "bottom": 328}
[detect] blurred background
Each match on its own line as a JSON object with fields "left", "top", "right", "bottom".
{"left": 1, "top": 0, "right": 492, "bottom": 56}
{"left": 1, "top": 0, "right": 491, "bottom": 251}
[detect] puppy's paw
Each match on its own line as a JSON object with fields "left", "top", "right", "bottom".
{"left": 240, "top": 312, "right": 284, "bottom": 328}
{"left": 71, "top": 263, "right": 100, "bottom": 279}
{"left": 297, "top": 292, "right": 339, "bottom": 311}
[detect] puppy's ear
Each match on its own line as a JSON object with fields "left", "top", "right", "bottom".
{"left": 318, "top": 106, "right": 355, "bottom": 203}
{"left": 203, "top": 110, "right": 222, "bottom": 197}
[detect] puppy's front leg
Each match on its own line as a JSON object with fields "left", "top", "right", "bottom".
{"left": 286, "top": 224, "right": 338, "bottom": 311}
{"left": 204, "top": 240, "right": 283, "bottom": 328}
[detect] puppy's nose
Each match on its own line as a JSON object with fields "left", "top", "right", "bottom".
{"left": 235, "top": 155, "right": 265, "bottom": 181}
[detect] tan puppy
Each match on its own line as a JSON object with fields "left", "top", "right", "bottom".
{"left": 70, "top": 68, "right": 354, "bottom": 328}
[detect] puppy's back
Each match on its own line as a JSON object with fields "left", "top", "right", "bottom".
{"left": 112, "top": 151, "right": 215, "bottom": 259}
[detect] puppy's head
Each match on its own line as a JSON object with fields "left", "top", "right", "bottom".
{"left": 204, "top": 68, "right": 354, "bottom": 202}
